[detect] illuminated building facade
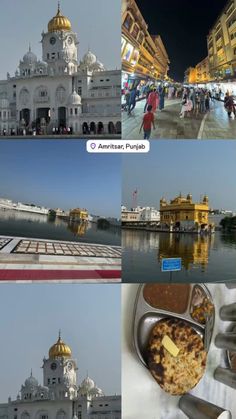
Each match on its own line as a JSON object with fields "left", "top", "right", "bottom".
{"left": 184, "top": 58, "right": 210, "bottom": 84}
{"left": 184, "top": 67, "right": 197, "bottom": 84}
{"left": 195, "top": 57, "right": 211, "bottom": 83}
{"left": 121, "top": 0, "right": 170, "bottom": 86}
{"left": 160, "top": 194, "right": 214, "bottom": 233}
{"left": 207, "top": 0, "right": 236, "bottom": 80}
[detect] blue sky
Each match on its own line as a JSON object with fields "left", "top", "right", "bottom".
{"left": 0, "top": 284, "right": 121, "bottom": 402}
{"left": 0, "top": 0, "right": 121, "bottom": 79}
{"left": 0, "top": 141, "right": 121, "bottom": 217}
{"left": 122, "top": 141, "right": 236, "bottom": 211}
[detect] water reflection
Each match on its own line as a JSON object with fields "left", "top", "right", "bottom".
{"left": 122, "top": 229, "right": 220, "bottom": 271}
{"left": 158, "top": 233, "right": 210, "bottom": 270}
{"left": 67, "top": 220, "right": 89, "bottom": 237}
{"left": 0, "top": 209, "right": 48, "bottom": 223}
{"left": 0, "top": 209, "right": 121, "bottom": 246}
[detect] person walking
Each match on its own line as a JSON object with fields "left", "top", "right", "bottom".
{"left": 199, "top": 90, "right": 205, "bottom": 113}
{"left": 147, "top": 88, "right": 159, "bottom": 113}
{"left": 158, "top": 85, "right": 165, "bottom": 111}
{"left": 205, "top": 92, "right": 210, "bottom": 112}
{"left": 224, "top": 93, "right": 235, "bottom": 118}
{"left": 143, "top": 87, "right": 151, "bottom": 113}
{"left": 128, "top": 87, "right": 137, "bottom": 115}
{"left": 140, "top": 105, "right": 156, "bottom": 139}
{"left": 123, "top": 88, "right": 130, "bottom": 111}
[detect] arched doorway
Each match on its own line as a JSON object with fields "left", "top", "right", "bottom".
{"left": 58, "top": 107, "right": 66, "bottom": 129}
{"left": 97, "top": 121, "right": 104, "bottom": 134}
{"left": 36, "top": 108, "right": 50, "bottom": 124}
{"left": 90, "top": 122, "right": 96, "bottom": 134}
{"left": 20, "top": 109, "right": 30, "bottom": 126}
{"left": 108, "top": 121, "right": 115, "bottom": 134}
{"left": 116, "top": 121, "right": 121, "bottom": 134}
{"left": 82, "top": 122, "right": 89, "bottom": 134}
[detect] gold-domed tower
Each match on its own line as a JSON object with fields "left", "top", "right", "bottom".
{"left": 48, "top": 2, "right": 72, "bottom": 32}
{"left": 48, "top": 331, "right": 72, "bottom": 359}
{"left": 43, "top": 331, "right": 78, "bottom": 400}
{"left": 41, "top": 2, "right": 78, "bottom": 76}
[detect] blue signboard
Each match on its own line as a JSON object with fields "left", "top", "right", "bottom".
{"left": 161, "top": 258, "right": 182, "bottom": 272}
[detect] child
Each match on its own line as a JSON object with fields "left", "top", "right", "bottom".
{"left": 140, "top": 105, "right": 156, "bottom": 139}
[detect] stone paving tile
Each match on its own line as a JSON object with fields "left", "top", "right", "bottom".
{"left": 0, "top": 238, "right": 11, "bottom": 250}
{"left": 13, "top": 239, "right": 121, "bottom": 258}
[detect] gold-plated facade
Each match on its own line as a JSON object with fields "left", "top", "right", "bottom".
{"left": 69, "top": 208, "right": 88, "bottom": 221}
{"left": 160, "top": 194, "right": 211, "bottom": 231}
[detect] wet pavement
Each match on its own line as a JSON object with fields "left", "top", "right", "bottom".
{"left": 122, "top": 98, "right": 236, "bottom": 140}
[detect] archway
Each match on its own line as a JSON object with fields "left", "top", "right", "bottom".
{"left": 82, "top": 122, "right": 89, "bottom": 134}
{"left": 20, "top": 109, "right": 30, "bottom": 126}
{"left": 58, "top": 107, "right": 66, "bottom": 128}
{"left": 90, "top": 122, "right": 96, "bottom": 134}
{"left": 36, "top": 108, "right": 50, "bottom": 124}
{"left": 97, "top": 121, "right": 104, "bottom": 134}
{"left": 108, "top": 121, "right": 115, "bottom": 134}
{"left": 116, "top": 121, "right": 121, "bottom": 134}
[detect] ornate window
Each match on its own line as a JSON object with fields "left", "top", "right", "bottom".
{"left": 131, "top": 24, "right": 139, "bottom": 39}
{"left": 34, "top": 86, "right": 49, "bottom": 103}
{"left": 56, "top": 410, "right": 66, "bottom": 419}
{"left": 124, "top": 13, "right": 133, "bottom": 31}
{"left": 56, "top": 85, "right": 66, "bottom": 104}
{"left": 19, "top": 88, "right": 30, "bottom": 106}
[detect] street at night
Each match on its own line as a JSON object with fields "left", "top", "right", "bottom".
{"left": 122, "top": 0, "right": 236, "bottom": 139}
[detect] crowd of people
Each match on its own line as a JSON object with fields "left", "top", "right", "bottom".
{"left": 122, "top": 81, "right": 236, "bottom": 139}
{"left": 122, "top": 83, "right": 183, "bottom": 117}
{"left": 179, "top": 87, "right": 236, "bottom": 119}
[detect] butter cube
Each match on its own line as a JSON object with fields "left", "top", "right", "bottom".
{"left": 162, "top": 335, "right": 180, "bottom": 357}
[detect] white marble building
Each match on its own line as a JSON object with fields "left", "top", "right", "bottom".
{"left": 0, "top": 334, "right": 121, "bottom": 419}
{"left": 0, "top": 4, "right": 121, "bottom": 136}
{"left": 121, "top": 206, "right": 160, "bottom": 223}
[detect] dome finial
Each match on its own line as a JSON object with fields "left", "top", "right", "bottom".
{"left": 29, "top": 43, "right": 31, "bottom": 52}
{"left": 30, "top": 368, "right": 32, "bottom": 377}
{"left": 58, "top": 329, "right": 61, "bottom": 340}
{"left": 58, "top": 1, "right": 61, "bottom": 13}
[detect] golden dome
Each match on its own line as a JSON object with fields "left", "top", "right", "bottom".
{"left": 49, "top": 333, "right": 72, "bottom": 359}
{"left": 48, "top": 4, "right": 72, "bottom": 33}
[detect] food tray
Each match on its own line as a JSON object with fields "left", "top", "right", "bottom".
{"left": 133, "top": 284, "right": 215, "bottom": 367}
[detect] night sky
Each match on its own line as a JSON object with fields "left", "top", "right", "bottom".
{"left": 136, "top": 0, "right": 227, "bottom": 81}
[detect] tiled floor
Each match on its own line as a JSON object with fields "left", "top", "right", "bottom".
{"left": 0, "top": 238, "right": 11, "bottom": 250}
{"left": 13, "top": 239, "right": 122, "bottom": 258}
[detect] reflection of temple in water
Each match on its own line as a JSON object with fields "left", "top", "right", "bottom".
{"left": 122, "top": 229, "right": 216, "bottom": 271}
{"left": 67, "top": 220, "right": 89, "bottom": 237}
{"left": 158, "top": 233, "right": 211, "bottom": 270}
{"left": 122, "top": 229, "right": 160, "bottom": 253}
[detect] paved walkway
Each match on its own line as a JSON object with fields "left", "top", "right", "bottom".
{"left": 122, "top": 98, "right": 236, "bottom": 139}
{"left": 0, "top": 236, "right": 121, "bottom": 282}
